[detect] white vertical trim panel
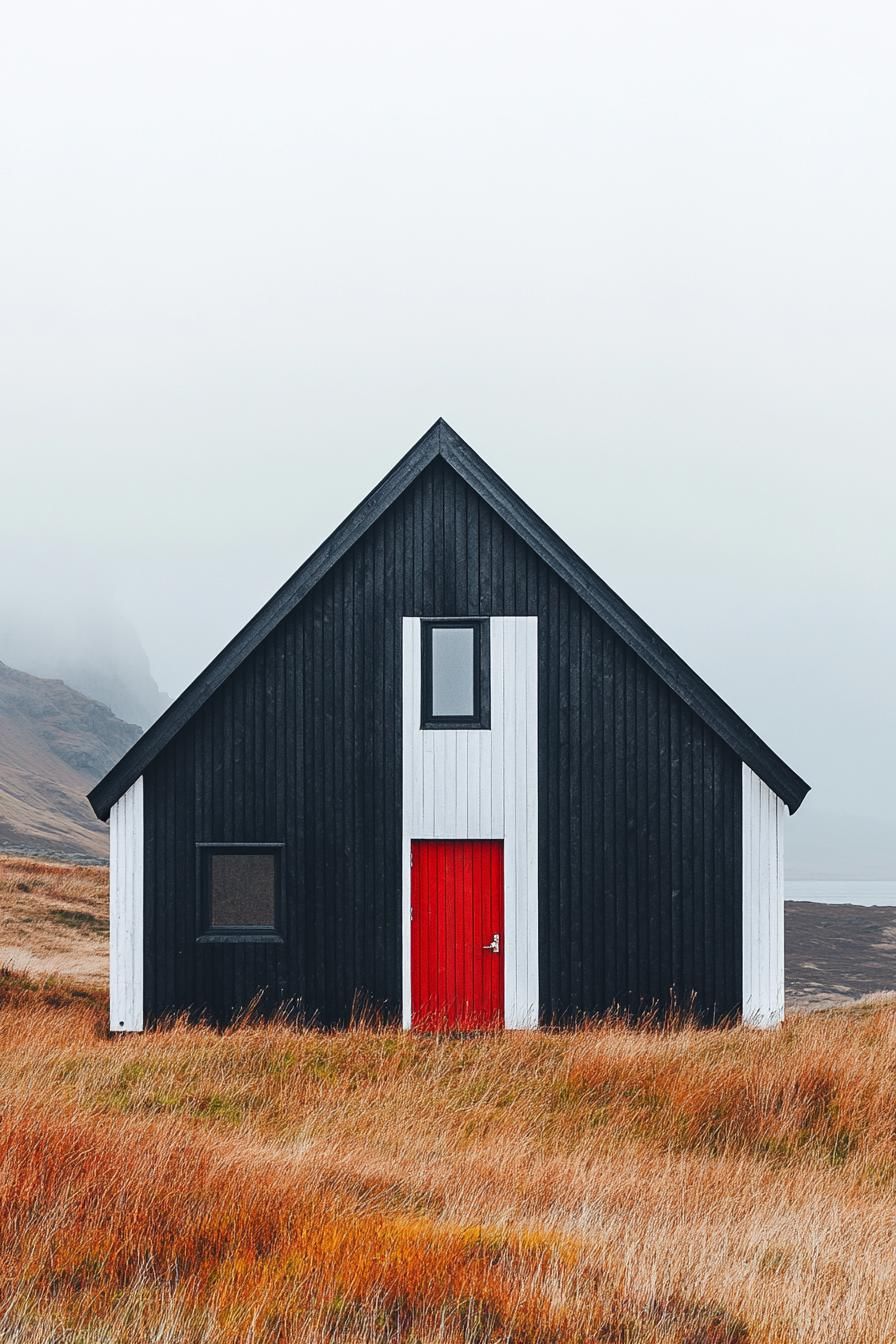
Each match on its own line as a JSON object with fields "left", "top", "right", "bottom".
{"left": 490, "top": 620, "right": 506, "bottom": 836}
{"left": 525, "top": 617, "right": 539, "bottom": 1023}
{"left": 401, "top": 624, "right": 416, "bottom": 1028}
{"left": 502, "top": 620, "right": 519, "bottom": 1026}
{"left": 505, "top": 616, "right": 539, "bottom": 1027}
{"left": 742, "top": 764, "right": 785, "bottom": 1027}
{"left": 109, "top": 775, "right": 144, "bottom": 1032}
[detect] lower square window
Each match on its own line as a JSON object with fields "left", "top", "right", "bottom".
{"left": 196, "top": 843, "right": 284, "bottom": 942}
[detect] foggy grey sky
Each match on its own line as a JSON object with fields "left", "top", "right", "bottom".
{"left": 2, "top": 1, "right": 894, "bottom": 849}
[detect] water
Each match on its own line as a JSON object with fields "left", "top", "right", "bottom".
{"left": 786, "top": 880, "right": 896, "bottom": 907}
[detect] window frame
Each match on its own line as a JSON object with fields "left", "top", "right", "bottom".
{"left": 420, "top": 618, "right": 490, "bottom": 730}
{"left": 195, "top": 842, "right": 285, "bottom": 943}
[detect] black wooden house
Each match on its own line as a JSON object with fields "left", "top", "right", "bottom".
{"left": 90, "top": 420, "right": 808, "bottom": 1032}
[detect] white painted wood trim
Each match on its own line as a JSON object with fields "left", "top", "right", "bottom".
{"left": 742, "top": 764, "right": 785, "bottom": 1027}
{"left": 109, "top": 775, "right": 144, "bottom": 1032}
{"left": 401, "top": 629, "right": 415, "bottom": 1029}
{"left": 402, "top": 617, "right": 538, "bottom": 1029}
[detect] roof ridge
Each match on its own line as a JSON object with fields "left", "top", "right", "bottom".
{"left": 88, "top": 421, "right": 809, "bottom": 819}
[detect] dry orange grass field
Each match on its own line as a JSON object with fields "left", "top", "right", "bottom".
{"left": 1, "top": 857, "right": 895, "bottom": 1343}
{"left": 0, "top": 854, "right": 107, "bottom": 981}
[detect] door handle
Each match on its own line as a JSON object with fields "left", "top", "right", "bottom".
{"left": 482, "top": 933, "right": 500, "bottom": 953}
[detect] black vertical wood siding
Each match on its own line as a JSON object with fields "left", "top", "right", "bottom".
{"left": 143, "top": 458, "right": 742, "bottom": 1026}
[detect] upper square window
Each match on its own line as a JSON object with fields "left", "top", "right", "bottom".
{"left": 421, "top": 620, "right": 490, "bottom": 729}
{"left": 196, "top": 844, "right": 284, "bottom": 942}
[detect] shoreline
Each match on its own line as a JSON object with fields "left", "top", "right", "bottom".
{"left": 786, "top": 900, "right": 896, "bottom": 1012}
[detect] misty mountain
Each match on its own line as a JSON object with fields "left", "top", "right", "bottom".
{"left": 0, "top": 587, "right": 169, "bottom": 730}
{"left": 0, "top": 661, "right": 141, "bottom": 860}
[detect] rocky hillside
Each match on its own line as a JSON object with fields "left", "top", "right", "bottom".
{"left": 0, "top": 662, "right": 141, "bottom": 861}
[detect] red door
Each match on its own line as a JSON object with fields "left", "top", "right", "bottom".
{"left": 411, "top": 840, "right": 504, "bottom": 1030}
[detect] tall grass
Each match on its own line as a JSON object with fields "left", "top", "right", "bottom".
{"left": 0, "top": 854, "right": 107, "bottom": 909}
{"left": 1, "top": 972, "right": 895, "bottom": 1342}
{"left": 0, "top": 855, "right": 107, "bottom": 982}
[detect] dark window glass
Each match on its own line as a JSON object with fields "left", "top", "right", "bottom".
{"left": 431, "top": 625, "right": 475, "bottom": 717}
{"left": 209, "top": 853, "right": 276, "bottom": 928}
{"left": 197, "top": 846, "right": 283, "bottom": 940}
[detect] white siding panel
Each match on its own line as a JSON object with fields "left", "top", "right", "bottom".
{"left": 401, "top": 630, "right": 415, "bottom": 1027}
{"left": 742, "top": 764, "right": 785, "bottom": 1027}
{"left": 109, "top": 775, "right": 144, "bottom": 1032}
{"left": 456, "top": 731, "right": 468, "bottom": 836}
{"left": 402, "top": 617, "right": 538, "bottom": 1029}
{"left": 524, "top": 617, "right": 539, "bottom": 1023}
{"left": 490, "top": 618, "right": 505, "bottom": 836}
{"left": 502, "top": 619, "right": 519, "bottom": 1025}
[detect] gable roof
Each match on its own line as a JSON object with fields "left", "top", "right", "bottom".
{"left": 89, "top": 419, "right": 809, "bottom": 819}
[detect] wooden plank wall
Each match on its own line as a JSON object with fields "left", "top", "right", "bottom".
{"left": 143, "top": 457, "right": 742, "bottom": 1026}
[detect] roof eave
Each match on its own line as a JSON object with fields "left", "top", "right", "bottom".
{"left": 88, "top": 419, "right": 445, "bottom": 820}
{"left": 89, "top": 417, "right": 810, "bottom": 820}
{"left": 438, "top": 423, "right": 809, "bottom": 813}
